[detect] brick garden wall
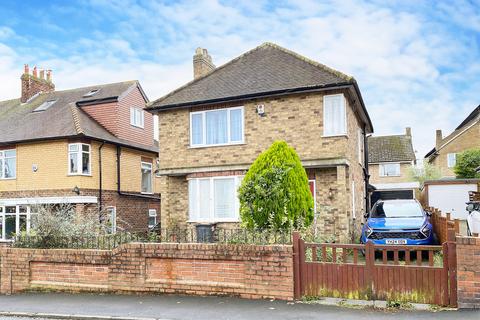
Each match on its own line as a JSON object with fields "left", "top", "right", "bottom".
{"left": 456, "top": 236, "right": 480, "bottom": 309}
{"left": 0, "top": 243, "right": 293, "bottom": 300}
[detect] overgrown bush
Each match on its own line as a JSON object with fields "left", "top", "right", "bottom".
{"left": 238, "top": 140, "right": 314, "bottom": 231}
{"left": 454, "top": 148, "right": 480, "bottom": 178}
{"left": 407, "top": 162, "right": 441, "bottom": 188}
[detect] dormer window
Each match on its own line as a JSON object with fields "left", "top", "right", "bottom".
{"left": 83, "top": 89, "right": 99, "bottom": 97}
{"left": 33, "top": 100, "right": 57, "bottom": 112}
{"left": 130, "top": 107, "right": 144, "bottom": 128}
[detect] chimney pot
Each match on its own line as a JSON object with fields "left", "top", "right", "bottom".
{"left": 20, "top": 64, "right": 55, "bottom": 103}
{"left": 24, "top": 64, "right": 29, "bottom": 75}
{"left": 193, "top": 47, "right": 215, "bottom": 79}
{"left": 405, "top": 127, "right": 411, "bottom": 137}
{"left": 435, "top": 129, "right": 443, "bottom": 149}
{"left": 39, "top": 69, "right": 45, "bottom": 80}
{"left": 32, "top": 66, "right": 38, "bottom": 78}
{"left": 46, "top": 70, "right": 52, "bottom": 82}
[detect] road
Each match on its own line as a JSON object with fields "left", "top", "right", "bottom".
{"left": 0, "top": 293, "right": 477, "bottom": 320}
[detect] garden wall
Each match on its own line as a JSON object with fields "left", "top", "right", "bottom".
{"left": 0, "top": 243, "right": 293, "bottom": 300}
{"left": 456, "top": 236, "right": 480, "bottom": 309}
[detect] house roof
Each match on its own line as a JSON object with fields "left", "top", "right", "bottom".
{"left": 425, "top": 104, "right": 480, "bottom": 159}
{"left": 0, "top": 81, "right": 157, "bottom": 153}
{"left": 368, "top": 134, "right": 415, "bottom": 163}
{"left": 147, "top": 42, "right": 373, "bottom": 132}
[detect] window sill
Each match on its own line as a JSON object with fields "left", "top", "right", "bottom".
{"left": 68, "top": 174, "right": 92, "bottom": 177}
{"left": 321, "top": 134, "right": 348, "bottom": 138}
{"left": 188, "top": 142, "right": 246, "bottom": 149}
{"left": 131, "top": 124, "right": 144, "bottom": 129}
{"left": 141, "top": 192, "right": 154, "bottom": 195}
{"left": 379, "top": 175, "right": 401, "bottom": 178}
{"left": 0, "top": 177, "right": 16, "bottom": 180}
{"left": 187, "top": 220, "right": 240, "bottom": 224}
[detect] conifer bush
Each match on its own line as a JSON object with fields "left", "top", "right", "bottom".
{"left": 238, "top": 140, "right": 314, "bottom": 230}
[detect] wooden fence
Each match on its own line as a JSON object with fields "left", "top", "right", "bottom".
{"left": 293, "top": 232, "right": 457, "bottom": 306}
{"left": 426, "top": 207, "right": 460, "bottom": 244}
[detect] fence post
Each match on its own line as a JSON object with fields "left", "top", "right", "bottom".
{"left": 442, "top": 242, "right": 449, "bottom": 306}
{"left": 365, "top": 241, "right": 374, "bottom": 299}
{"left": 447, "top": 241, "right": 458, "bottom": 307}
{"left": 292, "top": 232, "right": 301, "bottom": 299}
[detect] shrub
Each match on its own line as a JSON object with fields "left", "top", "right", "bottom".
{"left": 407, "top": 162, "right": 441, "bottom": 188}
{"left": 238, "top": 140, "right": 314, "bottom": 230}
{"left": 454, "top": 148, "right": 480, "bottom": 178}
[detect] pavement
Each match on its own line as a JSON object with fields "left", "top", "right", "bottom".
{"left": 0, "top": 293, "right": 478, "bottom": 320}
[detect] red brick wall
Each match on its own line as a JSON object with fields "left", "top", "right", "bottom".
{"left": 456, "top": 236, "right": 480, "bottom": 309}
{"left": 0, "top": 243, "right": 293, "bottom": 300}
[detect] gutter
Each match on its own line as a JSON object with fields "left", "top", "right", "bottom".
{"left": 364, "top": 129, "right": 371, "bottom": 212}
{"left": 116, "top": 145, "right": 160, "bottom": 200}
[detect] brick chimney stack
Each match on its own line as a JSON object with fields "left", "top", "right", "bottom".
{"left": 405, "top": 127, "right": 412, "bottom": 138}
{"left": 193, "top": 47, "right": 215, "bottom": 79}
{"left": 21, "top": 64, "right": 55, "bottom": 103}
{"left": 435, "top": 129, "right": 443, "bottom": 149}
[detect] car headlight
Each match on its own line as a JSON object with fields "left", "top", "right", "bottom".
{"left": 365, "top": 226, "right": 373, "bottom": 238}
{"left": 420, "top": 225, "right": 431, "bottom": 238}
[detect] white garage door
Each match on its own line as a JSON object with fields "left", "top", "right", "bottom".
{"left": 428, "top": 184, "right": 478, "bottom": 220}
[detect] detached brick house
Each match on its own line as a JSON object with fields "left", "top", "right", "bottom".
{"left": 425, "top": 105, "right": 480, "bottom": 178}
{"left": 147, "top": 43, "right": 373, "bottom": 241}
{"left": 0, "top": 65, "right": 160, "bottom": 240}
{"left": 368, "top": 128, "right": 418, "bottom": 204}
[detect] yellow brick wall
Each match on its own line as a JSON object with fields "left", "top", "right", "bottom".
{"left": 0, "top": 139, "right": 158, "bottom": 193}
{"left": 430, "top": 122, "right": 480, "bottom": 177}
{"left": 369, "top": 162, "right": 413, "bottom": 184}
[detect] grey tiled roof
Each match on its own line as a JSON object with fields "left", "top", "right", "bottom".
{"left": 0, "top": 81, "right": 157, "bottom": 152}
{"left": 148, "top": 42, "right": 354, "bottom": 109}
{"left": 368, "top": 135, "right": 415, "bottom": 163}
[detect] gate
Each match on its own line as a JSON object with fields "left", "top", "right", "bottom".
{"left": 293, "top": 233, "right": 457, "bottom": 306}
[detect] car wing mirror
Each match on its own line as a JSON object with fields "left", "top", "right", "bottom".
{"left": 363, "top": 212, "right": 369, "bottom": 219}
{"left": 425, "top": 210, "right": 432, "bottom": 216}
{"left": 467, "top": 203, "right": 475, "bottom": 212}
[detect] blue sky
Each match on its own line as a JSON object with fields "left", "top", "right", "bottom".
{"left": 0, "top": 0, "right": 479, "bottom": 157}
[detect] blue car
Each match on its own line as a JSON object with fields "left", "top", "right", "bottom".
{"left": 360, "top": 199, "right": 436, "bottom": 245}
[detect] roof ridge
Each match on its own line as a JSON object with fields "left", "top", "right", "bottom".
{"left": 147, "top": 42, "right": 353, "bottom": 109}
{"left": 369, "top": 134, "right": 409, "bottom": 138}
{"left": 69, "top": 103, "right": 84, "bottom": 134}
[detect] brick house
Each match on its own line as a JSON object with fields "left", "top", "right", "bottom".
{"left": 368, "top": 128, "right": 419, "bottom": 204}
{"left": 0, "top": 65, "right": 160, "bottom": 240}
{"left": 425, "top": 105, "right": 480, "bottom": 178}
{"left": 147, "top": 43, "right": 373, "bottom": 241}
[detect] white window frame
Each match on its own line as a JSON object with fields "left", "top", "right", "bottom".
{"left": 68, "top": 143, "right": 91, "bottom": 176}
{"left": 130, "top": 107, "right": 145, "bottom": 128}
{"left": 188, "top": 175, "right": 242, "bottom": 223}
{"left": 189, "top": 106, "right": 244, "bottom": 147}
{"left": 379, "top": 162, "right": 401, "bottom": 177}
{"left": 141, "top": 161, "right": 153, "bottom": 194}
{"left": 323, "top": 94, "right": 347, "bottom": 137}
{"left": 0, "top": 205, "right": 32, "bottom": 241}
{"left": 358, "top": 129, "right": 364, "bottom": 165}
{"left": 148, "top": 209, "right": 157, "bottom": 229}
{"left": 447, "top": 153, "right": 457, "bottom": 168}
{"left": 0, "top": 149, "right": 16, "bottom": 180}
{"left": 106, "top": 206, "right": 116, "bottom": 234}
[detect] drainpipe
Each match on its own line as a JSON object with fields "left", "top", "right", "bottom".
{"left": 98, "top": 141, "right": 105, "bottom": 212}
{"left": 116, "top": 145, "right": 122, "bottom": 195}
{"left": 363, "top": 127, "right": 371, "bottom": 214}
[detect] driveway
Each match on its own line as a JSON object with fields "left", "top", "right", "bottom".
{"left": 0, "top": 293, "right": 477, "bottom": 320}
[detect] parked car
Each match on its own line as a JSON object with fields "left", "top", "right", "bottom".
{"left": 466, "top": 201, "right": 480, "bottom": 236}
{"left": 361, "top": 199, "right": 436, "bottom": 245}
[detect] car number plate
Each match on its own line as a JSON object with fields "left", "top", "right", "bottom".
{"left": 386, "top": 239, "right": 407, "bottom": 245}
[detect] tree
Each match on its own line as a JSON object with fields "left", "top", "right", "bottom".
{"left": 407, "top": 161, "right": 441, "bottom": 188}
{"left": 238, "top": 140, "right": 314, "bottom": 230}
{"left": 454, "top": 148, "right": 480, "bottom": 178}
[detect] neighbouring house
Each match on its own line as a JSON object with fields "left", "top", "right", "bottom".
{"left": 147, "top": 43, "right": 373, "bottom": 241}
{"left": 425, "top": 105, "right": 480, "bottom": 178}
{"left": 368, "top": 127, "right": 419, "bottom": 204}
{"left": 0, "top": 65, "right": 160, "bottom": 240}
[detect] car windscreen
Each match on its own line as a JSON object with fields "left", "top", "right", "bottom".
{"left": 371, "top": 202, "right": 423, "bottom": 218}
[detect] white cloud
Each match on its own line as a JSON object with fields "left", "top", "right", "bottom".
{"left": 0, "top": 0, "right": 478, "bottom": 158}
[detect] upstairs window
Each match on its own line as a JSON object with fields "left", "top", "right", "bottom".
{"left": 68, "top": 143, "right": 91, "bottom": 175}
{"left": 0, "top": 149, "right": 16, "bottom": 179}
{"left": 379, "top": 163, "right": 401, "bottom": 177}
{"left": 323, "top": 94, "right": 346, "bottom": 136}
{"left": 141, "top": 162, "right": 153, "bottom": 194}
{"left": 83, "top": 89, "right": 99, "bottom": 97}
{"left": 33, "top": 100, "right": 57, "bottom": 112}
{"left": 447, "top": 153, "right": 457, "bottom": 168}
{"left": 190, "top": 107, "right": 244, "bottom": 147}
{"left": 130, "top": 107, "right": 144, "bottom": 128}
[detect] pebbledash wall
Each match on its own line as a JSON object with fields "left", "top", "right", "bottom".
{"left": 0, "top": 243, "right": 294, "bottom": 300}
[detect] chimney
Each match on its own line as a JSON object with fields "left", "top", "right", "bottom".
{"left": 435, "top": 129, "right": 443, "bottom": 149}
{"left": 193, "top": 47, "right": 215, "bottom": 79}
{"left": 405, "top": 127, "right": 412, "bottom": 138}
{"left": 21, "top": 64, "right": 55, "bottom": 103}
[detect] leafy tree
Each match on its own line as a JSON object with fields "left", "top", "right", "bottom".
{"left": 407, "top": 161, "right": 441, "bottom": 188}
{"left": 238, "top": 140, "right": 314, "bottom": 230}
{"left": 454, "top": 148, "right": 480, "bottom": 178}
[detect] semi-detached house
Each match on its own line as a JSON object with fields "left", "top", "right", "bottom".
{"left": 147, "top": 43, "right": 374, "bottom": 241}
{"left": 0, "top": 65, "right": 160, "bottom": 240}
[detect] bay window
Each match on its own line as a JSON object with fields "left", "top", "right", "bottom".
{"left": 188, "top": 176, "right": 242, "bottom": 222}
{"left": 379, "top": 163, "right": 401, "bottom": 177}
{"left": 0, "top": 149, "right": 16, "bottom": 179}
{"left": 190, "top": 107, "right": 244, "bottom": 147}
{"left": 323, "top": 94, "right": 346, "bottom": 136}
{"left": 68, "top": 143, "right": 91, "bottom": 175}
